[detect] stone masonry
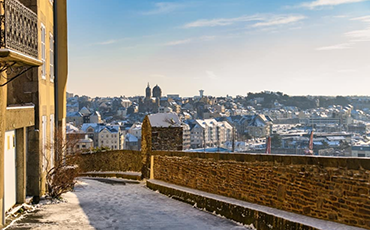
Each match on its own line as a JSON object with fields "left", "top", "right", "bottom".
{"left": 152, "top": 151, "right": 370, "bottom": 229}
{"left": 78, "top": 150, "right": 142, "bottom": 172}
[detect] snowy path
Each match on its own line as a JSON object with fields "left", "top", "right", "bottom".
{"left": 6, "top": 178, "right": 252, "bottom": 230}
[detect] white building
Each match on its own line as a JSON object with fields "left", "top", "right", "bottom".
{"left": 190, "top": 119, "right": 233, "bottom": 149}
{"left": 98, "top": 126, "right": 124, "bottom": 150}
{"left": 81, "top": 123, "right": 124, "bottom": 150}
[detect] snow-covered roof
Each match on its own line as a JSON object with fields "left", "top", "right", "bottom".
{"left": 66, "top": 123, "right": 81, "bottom": 133}
{"left": 81, "top": 123, "right": 99, "bottom": 132}
{"left": 81, "top": 123, "right": 119, "bottom": 133}
{"left": 79, "top": 106, "right": 91, "bottom": 116}
{"left": 130, "top": 123, "right": 142, "bottom": 130}
{"left": 79, "top": 138, "right": 93, "bottom": 143}
{"left": 147, "top": 112, "right": 181, "bottom": 127}
{"left": 125, "top": 133, "right": 138, "bottom": 142}
{"left": 91, "top": 111, "right": 101, "bottom": 117}
{"left": 100, "top": 126, "right": 119, "bottom": 133}
{"left": 67, "top": 112, "right": 82, "bottom": 117}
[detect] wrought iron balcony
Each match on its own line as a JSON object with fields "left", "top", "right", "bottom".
{"left": 0, "top": 0, "right": 38, "bottom": 59}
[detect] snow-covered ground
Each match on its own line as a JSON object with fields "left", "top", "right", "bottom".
{"left": 6, "top": 178, "right": 252, "bottom": 230}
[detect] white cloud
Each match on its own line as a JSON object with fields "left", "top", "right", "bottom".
{"left": 143, "top": 2, "right": 183, "bottom": 15}
{"left": 184, "top": 15, "right": 305, "bottom": 29}
{"left": 316, "top": 42, "right": 353, "bottom": 50}
{"left": 252, "top": 15, "right": 306, "bottom": 27}
{"left": 351, "top": 15, "right": 370, "bottom": 23}
{"left": 316, "top": 14, "right": 370, "bottom": 51}
{"left": 347, "top": 16, "right": 370, "bottom": 41}
{"left": 90, "top": 37, "right": 134, "bottom": 46}
{"left": 163, "top": 36, "right": 217, "bottom": 46}
{"left": 184, "top": 15, "right": 263, "bottom": 28}
{"left": 300, "top": 0, "right": 369, "bottom": 9}
{"left": 164, "top": 39, "right": 193, "bottom": 46}
{"left": 345, "top": 27, "right": 370, "bottom": 42}
{"left": 94, "top": 40, "right": 118, "bottom": 45}
{"left": 206, "top": 71, "right": 218, "bottom": 80}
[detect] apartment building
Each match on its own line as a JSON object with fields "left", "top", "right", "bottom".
{"left": 98, "top": 126, "right": 124, "bottom": 150}
{"left": 81, "top": 123, "right": 124, "bottom": 150}
{"left": 190, "top": 119, "right": 233, "bottom": 149}
{"left": 0, "top": 0, "right": 68, "bottom": 226}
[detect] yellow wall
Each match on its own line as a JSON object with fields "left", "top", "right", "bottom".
{"left": 57, "top": 0, "right": 68, "bottom": 125}
{"left": 0, "top": 74, "right": 6, "bottom": 227}
{"left": 0, "top": 0, "right": 69, "bottom": 222}
{"left": 34, "top": 0, "right": 68, "bottom": 195}
{"left": 37, "top": 0, "right": 55, "bottom": 194}
{"left": 0, "top": 6, "right": 6, "bottom": 226}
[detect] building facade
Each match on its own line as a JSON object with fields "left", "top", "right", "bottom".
{"left": 190, "top": 119, "right": 233, "bottom": 149}
{"left": 0, "top": 0, "right": 68, "bottom": 226}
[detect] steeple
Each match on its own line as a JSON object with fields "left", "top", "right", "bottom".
{"left": 145, "top": 83, "right": 151, "bottom": 98}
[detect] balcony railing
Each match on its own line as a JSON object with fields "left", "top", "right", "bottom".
{"left": 0, "top": 0, "right": 38, "bottom": 58}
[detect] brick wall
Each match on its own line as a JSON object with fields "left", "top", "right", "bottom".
{"left": 78, "top": 150, "right": 142, "bottom": 172}
{"left": 152, "top": 151, "right": 370, "bottom": 229}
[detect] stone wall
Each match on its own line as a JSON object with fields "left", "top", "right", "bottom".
{"left": 152, "top": 151, "right": 370, "bottom": 229}
{"left": 151, "top": 127, "right": 183, "bottom": 151}
{"left": 78, "top": 150, "right": 142, "bottom": 172}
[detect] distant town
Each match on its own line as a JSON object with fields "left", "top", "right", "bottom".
{"left": 66, "top": 84, "right": 370, "bottom": 158}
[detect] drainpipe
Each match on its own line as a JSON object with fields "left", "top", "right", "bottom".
{"left": 53, "top": 0, "right": 59, "bottom": 159}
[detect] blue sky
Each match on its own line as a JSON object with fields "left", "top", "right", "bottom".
{"left": 67, "top": 0, "right": 370, "bottom": 97}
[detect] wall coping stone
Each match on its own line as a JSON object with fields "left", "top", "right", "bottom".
{"left": 79, "top": 171, "right": 141, "bottom": 181}
{"left": 152, "top": 151, "right": 370, "bottom": 170}
{"left": 147, "top": 179, "right": 367, "bottom": 230}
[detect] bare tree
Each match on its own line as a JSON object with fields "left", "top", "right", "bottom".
{"left": 43, "top": 128, "right": 82, "bottom": 198}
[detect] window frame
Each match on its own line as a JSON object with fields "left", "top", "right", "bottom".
{"left": 49, "top": 33, "right": 54, "bottom": 82}
{"left": 41, "top": 24, "right": 46, "bottom": 80}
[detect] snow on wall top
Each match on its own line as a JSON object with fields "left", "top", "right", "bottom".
{"left": 148, "top": 112, "right": 181, "bottom": 127}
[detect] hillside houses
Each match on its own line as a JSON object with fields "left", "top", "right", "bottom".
{"left": 81, "top": 123, "right": 124, "bottom": 150}
{"left": 235, "top": 114, "right": 273, "bottom": 138}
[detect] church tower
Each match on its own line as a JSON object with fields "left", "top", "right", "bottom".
{"left": 153, "top": 84, "right": 162, "bottom": 98}
{"left": 145, "top": 83, "right": 151, "bottom": 99}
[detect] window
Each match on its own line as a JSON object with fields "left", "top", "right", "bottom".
{"left": 49, "top": 33, "right": 54, "bottom": 82}
{"left": 50, "top": 114, "right": 54, "bottom": 168}
{"left": 41, "top": 24, "right": 46, "bottom": 79}
{"left": 42, "top": 116, "right": 47, "bottom": 171}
